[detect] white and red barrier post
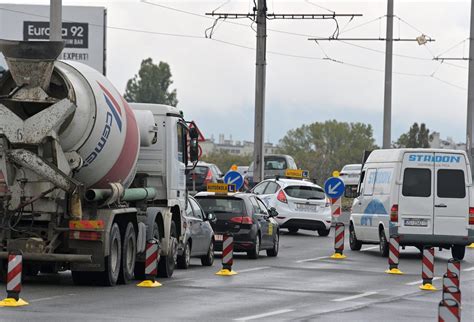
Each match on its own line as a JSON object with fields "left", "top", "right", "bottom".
{"left": 419, "top": 246, "right": 437, "bottom": 291}
{"left": 447, "top": 259, "right": 461, "bottom": 288}
{"left": 443, "top": 273, "right": 461, "bottom": 309}
{"left": 438, "top": 299, "right": 460, "bottom": 322}
{"left": 216, "top": 233, "right": 237, "bottom": 276}
{"left": 385, "top": 234, "right": 403, "bottom": 275}
{"left": 330, "top": 195, "right": 346, "bottom": 259}
{"left": 0, "top": 251, "right": 28, "bottom": 307}
{"left": 137, "top": 240, "right": 161, "bottom": 288}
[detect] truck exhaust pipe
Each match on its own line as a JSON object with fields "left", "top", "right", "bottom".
{"left": 0, "top": 39, "right": 64, "bottom": 93}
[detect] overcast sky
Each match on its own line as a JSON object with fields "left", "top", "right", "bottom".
{"left": 0, "top": 0, "right": 472, "bottom": 145}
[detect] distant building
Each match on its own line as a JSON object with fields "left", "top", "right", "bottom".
{"left": 429, "top": 132, "right": 466, "bottom": 151}
{"left": 201, "top": 134, "right": 278, "bottom": 156}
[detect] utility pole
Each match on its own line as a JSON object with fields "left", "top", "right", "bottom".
{"left": 50, "top": 0, "right": 62, "bottom": 41}
{"left": 383, "top": 0, "right": 394, "bottom": 149}
{"left": 468, "top": 0, "right": 474, "bottom": 176}
{"left": 206, "top": 3, "right": 361, "bottom": 183}
{"left": 253, "top": 0, "right": 267, "bottom": 183}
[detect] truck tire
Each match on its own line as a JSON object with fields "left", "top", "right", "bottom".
{"left": 98, "top": 222, "right": 122, "bottom": 286}
{"left": 118, "top": 222, "right": 137, "bottom": 284}
{"left": 451, "top": 245, "right": 466, "bottom": 260}
{"left": 201, "top": 240, "right": 214, "bottom": 266}
{"left": 349, "top": 224, "right": 362, "bottom": 251}
{"left": 177, "top": 240, "right": 191, "bottom": 269}
{"left": 158, "top": 221, "right": 177, "bottom": 278}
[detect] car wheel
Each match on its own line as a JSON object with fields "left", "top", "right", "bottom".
{"left": 379, "top": 228, "right": 389, "bottom": 257}
{"left": 247, "top": 234, "right": 260, "bottom": 259}
{"left": 451, "top": 245, "right": 466, "bottom": 260}
{"left": 266, "top": 232, "right": 279, "bottom": 257}
{"left": 317, "top": 228, "right": 330, "bottom": 237}
{"left": 158, "top": 221, "right": 177, "bottom": 278}
{"left": 177, "top": 241, "right": 191, "bottom": 269}
{"left": 349, "top": 224, "right": 362, "bottom": 251}
{"left": 201, "top": 240, "right": 214, "bottom": 266}
{"left": 288, "top": 228, "right": 298, "bottom": 234}
{"left": 119, "top": 222, "right": 137, "bottom": 284}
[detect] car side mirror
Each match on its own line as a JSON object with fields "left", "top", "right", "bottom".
{"left": 189, "top": 128, "right": 199, "bottom": 163}
{"left": 206, "top": 213, "right": 217, "bottom": 222}
{"left": 269, "top": 207, "right": 278, "bottom": 217}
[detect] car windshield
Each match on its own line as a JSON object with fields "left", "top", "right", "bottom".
{"left": 264, "top": 157, "right": 287, "bottom": 170}
{"left": 197, "top": 197, "right": 245, "bottom": 214}
{"left": 342, "top": 165, "right": 362, "bottom": 171}
{"left": 284, "top": 185, "right": 325, "bottom": 200}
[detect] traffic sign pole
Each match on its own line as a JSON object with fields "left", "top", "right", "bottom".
{"left": 325, "top": 176, "right": 346, "bottom": 260}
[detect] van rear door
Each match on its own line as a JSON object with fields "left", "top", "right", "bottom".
{"left": 433, "top": 153, "right": 468, "bottom": 237}
{"left": 399, "top": 153, "right": 434, "bottom": 236}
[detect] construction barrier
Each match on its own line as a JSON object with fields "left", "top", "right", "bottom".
{"left": 446, "top": 259, "right": 461, "bottom": 288}
{"left": 385, "top": 234, "right": 403, "bottom": 275}
{"left": 330, "top": 222, "right": 346, "bottom": 259}
{"left": 137, "top": 240, "right": 161, "bottom": 288}
{"left": 420, "top": 246, "right": 437, "bottom": 291}
{"left": 0, "top": 251, "right": 28, "bottom": 307}
{"left": 216, "top": 234, "right": 237, "bottom": 276}
{"left": 438, "top": 299, "right": 460, "bottom": 322}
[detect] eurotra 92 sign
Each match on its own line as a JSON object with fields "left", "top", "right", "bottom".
{"left": 0, "top": 4, "right": 106, "bottom": 74}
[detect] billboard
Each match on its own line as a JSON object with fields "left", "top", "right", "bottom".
{"left": 0, "top": 4, "right": 106, "bottom": 74}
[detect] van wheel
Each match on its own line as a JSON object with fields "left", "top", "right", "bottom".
{"left": 451, "top": 245, "right": 466, "bottom": 260}
{"left": 349, "top": 224, "right": 362, "bottom": 251}
{"left": 379, "top": 228, "right": 389, "bottom": 257}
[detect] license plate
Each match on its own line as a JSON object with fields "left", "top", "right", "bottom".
{"left": 404, "top": 219, "right": 428, "bottom": 227}
{"left": 215, "top": 234, "right": 223, "bottom": 241}
{"left": 296, "top": 204, "right": 318, "bottom": 212}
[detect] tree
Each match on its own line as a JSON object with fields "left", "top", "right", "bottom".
{"left": 201, "top": 151, "right": 253, "bottom": 173}
{"left": 395, "top": 122, "right": 431, "bottom": 148}
{"left": 124, "top": 58, "right": 178, "bottom": 106}
{"left": 277, "top": 120, "right": 377, "bottom": 184}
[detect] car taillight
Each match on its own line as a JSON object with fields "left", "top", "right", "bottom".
{"left": 277, "top": 189, "right": 287, "bottom": 203}
{"left": 203, "top": 169, "right": 212, "bottom": 184}
{"left": 230, "top": 216, "right": 253, "bottom": 224}
{"left": 390, "top": 204, "right": 399, "bottom": 222}
{"left": 469, "top": 207, "right": 474, "bottom": 225}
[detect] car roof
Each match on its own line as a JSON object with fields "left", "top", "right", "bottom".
{"left": 195, "top": 192, "right": 254, "bottom": 199}
{"left": 261, "top": 178, "right": 323, "bottom": 189}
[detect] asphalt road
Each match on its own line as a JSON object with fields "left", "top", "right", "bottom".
{"left": 0, "top": 227, "right": 473, "bottom": 322}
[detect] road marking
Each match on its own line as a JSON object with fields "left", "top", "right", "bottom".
{"left": 405, "top": 276, "right": 441, "bottom": 286}
{"left": 360, "top": 246, "right": 379, "bottom": 252}
{"left": 30, "top": 294, "right": 76, "bottom": 303}
{"left": 332, "top": 291, "right": 378, "bottom": 302}
{"left": 463, "top": 267, "right": 474, "bottom": 272}
{"left": 296, "top": 256, "right": 329, "bottom": 263}
{"left": 234, "top": 309, "right": 295, "bottom": 321}
{"left": 239, "top": 266, "right": 270, "bottom": 273}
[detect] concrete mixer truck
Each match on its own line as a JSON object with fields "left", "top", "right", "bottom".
{"left": 0, "top": 40, "right": 200, "bottom": 286}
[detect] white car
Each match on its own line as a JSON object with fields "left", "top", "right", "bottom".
{"left": 251, "top": 178, "right": 332, "bottom": 236}
{"left": 340, "top": 164, "right": 362, "bottom": 186}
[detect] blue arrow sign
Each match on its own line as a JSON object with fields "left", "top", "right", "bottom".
{"left": 324, "top": 177, "right": 345, "bottom": 199}
{"left": 224, "top": 171, "right": 244, "bottom": 191}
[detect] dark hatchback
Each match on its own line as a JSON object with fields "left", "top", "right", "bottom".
{"left": 195, "top": 193, "right": 279, "bottom": 259}
{"left": 187, "top": 162, "right": 223, "bottom": 193}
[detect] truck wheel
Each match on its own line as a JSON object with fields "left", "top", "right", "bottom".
{"left": 177, "top": 240, "right": 191, "bottom": 269}
{"left": 158, "top": 221, "right": 177, "bottom": 278}
{"left": 451, "top": 245, "right": 466, "bottom": 260}
{"left": 379, "top": 228, "right": 389, "bottom": 257}
{"left": 119, "top": 222, "right": 137, "bottom": 284}
{"left": 201, "top": 241, "right": 214, "bottom": 266}
{"left": 349, "top": 224, "right": 362, "bottom": 251}
{"left": 98, "top": 222, "right": 122, "bottom": 286}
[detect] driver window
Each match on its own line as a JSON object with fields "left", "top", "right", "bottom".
{"left": 256, "top": 199, "right": 269, "bottom": 215}
{"left": 253, "top": 182, "right": 268, "bottom": 195}
{"left": 190, "top": 199, "right": 204, "bottom": 220}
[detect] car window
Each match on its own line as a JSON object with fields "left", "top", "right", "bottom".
{"left": 253, "top": 182, "right": 268, "bottom": 195}
{"left": 437, "top": 169, "right": 466, "bottom": 198}
{"left": 343, "top": 165, "right": 362, "bottom": 172}
{"left": 186, "top": 200, "right": 193, "bottom": 217}
{"left": 189, "top": 198, "right": 204, "bottom": 220}
{"left": 196, "top": 197, "right": 246, "bottom": 215}
{"left": 402, "top": 168, "right": 431, "bottom": 197}
{"left": 284, "top": 185, "right": 325, "bottom": 199}
{"left": 363, "top": 169, "right": 377, "bottom": 196}
{"left": 264, "top": 182, "right": 280, "bottom": 194}
{"left": 288, "top": 157, "right": 297, "bottom": 169}
{"left": 256, "top": 199, "right": 269, "bottom": 215}
{"left": 249, "top": 197, "right": 260, "bottom": 214}
{"left": 264, "top": 157, "right": 287, "bottom": 170}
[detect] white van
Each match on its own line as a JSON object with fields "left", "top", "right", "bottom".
{"left": 350, "top": 149, "right": 474, "bottom": 260}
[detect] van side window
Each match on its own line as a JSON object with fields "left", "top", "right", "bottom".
{"left": 402, "top": 168, "right": 431, "bottom": 197}
{"left": 437, "top": 169, "right": 466, "bottom": 198}
{"left": 363, "top": 169, "right": 376, "bottom": 196}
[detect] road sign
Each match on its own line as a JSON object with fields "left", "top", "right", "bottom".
{"left": 223, "top": 171, "right": 244, "bottom": 191}
{"left": 324, "top": 177, "right": 345, "bottom": 199}
{"left": 207, "top": 183, "right": 236, "bottom": 194}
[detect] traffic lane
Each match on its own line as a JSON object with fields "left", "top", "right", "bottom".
{"left": 0, "top": 229, "right": 472, "bottom": 321}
